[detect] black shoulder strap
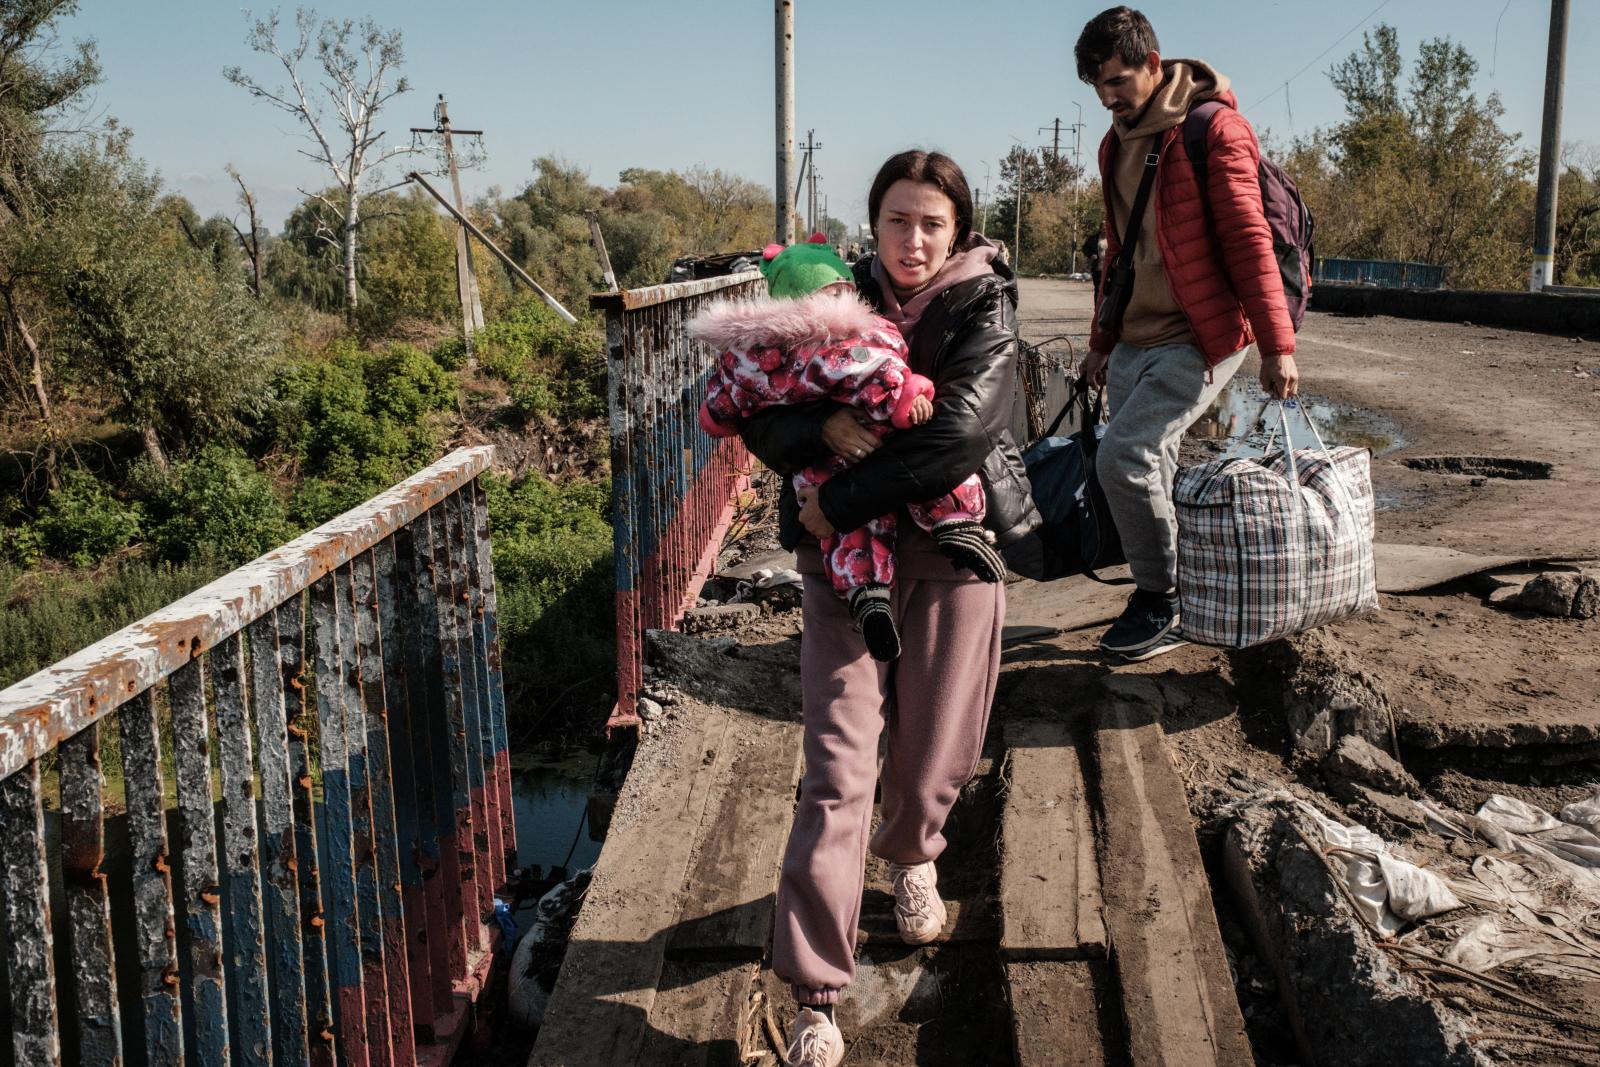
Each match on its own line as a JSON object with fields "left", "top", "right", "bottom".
{"left": 1112, "top": 144, "right": 1161, "bottom": 270}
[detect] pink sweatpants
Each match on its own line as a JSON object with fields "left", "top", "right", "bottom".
{"left": 772, "top": 571, "right": 1004, "bottom": 1005}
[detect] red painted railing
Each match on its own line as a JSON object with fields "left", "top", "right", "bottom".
{"left": 593, "top": 273, "right": 766, "bottom": 729}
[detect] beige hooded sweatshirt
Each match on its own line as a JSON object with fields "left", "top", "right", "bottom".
{"left": 1107, "top": 59, "right": 1229, "bottom": 350}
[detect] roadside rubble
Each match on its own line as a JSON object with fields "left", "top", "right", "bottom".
{"left": 1221, "top": 779, "right": 1600, "bottom": 1066}
{"left": 1493, "top": 569, "right": 1600, "bottom": 619}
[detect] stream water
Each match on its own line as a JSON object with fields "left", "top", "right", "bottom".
{"left": 510, "top": 752, "right": 602, "bottom": 872}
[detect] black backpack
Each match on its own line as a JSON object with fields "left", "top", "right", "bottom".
{"left": 1015, "top": 380, "right": 1129, "bottom": 583}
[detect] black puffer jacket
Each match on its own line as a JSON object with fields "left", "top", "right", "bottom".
{"left": 740, "top": 251, "right": 1042, "bottom": 561}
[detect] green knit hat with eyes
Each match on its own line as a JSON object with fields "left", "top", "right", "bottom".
{"left": 760, "top": 233, "right": 853, "bottom": 299}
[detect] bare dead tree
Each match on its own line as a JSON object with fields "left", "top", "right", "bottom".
{"left": 225, "top": 163, "right": 264, "bottom": 297}
{"left": 224, "top": 9, "right": 421, "bottom": 317}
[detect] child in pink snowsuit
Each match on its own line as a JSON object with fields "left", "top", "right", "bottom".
{"left": 688, "top": 238, "right": 1002, "bottom": 661}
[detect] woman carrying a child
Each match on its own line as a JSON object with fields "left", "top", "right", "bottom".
{"left": 716, "top": 150, "right": 1039, "bottom": 1067}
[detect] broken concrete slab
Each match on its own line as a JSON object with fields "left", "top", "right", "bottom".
{"left": 1485, "top": 584, "right": 1523, "bottom": 608}
{"left": 1373, "top": 542, "right": 1519, "bottom": 593}
{"left": 1322, "top": 735, "right": 1419, "bottom": 797}
{"left": 1231, "top": 630, "right": 1397, "bottom": 760}
{"left": 1222, "top": 799, "right": 1488, "bottom": 1067}
{"left": 714, "top": 546, "right": 797, "bottom": 582}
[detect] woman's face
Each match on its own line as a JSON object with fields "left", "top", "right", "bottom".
{"left": 876, "top": 179, "right": 958, "bottom": 294}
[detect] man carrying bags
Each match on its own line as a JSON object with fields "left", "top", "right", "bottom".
{"left": 1076, "top": 6, "right": 1300, "bottom": 661}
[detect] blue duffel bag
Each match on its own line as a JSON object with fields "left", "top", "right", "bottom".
{"left": 1016, "top": 379, "right": 1128, "bottom": 583}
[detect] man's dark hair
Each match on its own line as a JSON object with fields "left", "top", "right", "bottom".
{"left": 867, "top": 150, "right": 973, "bottom": 246}
{"left": 1074, "top": 6, "right": 1159, "bottom": 84}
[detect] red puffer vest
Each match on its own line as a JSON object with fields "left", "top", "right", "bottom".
{"left": 1088, "top": 93, "right": 1296, "bottom": 366}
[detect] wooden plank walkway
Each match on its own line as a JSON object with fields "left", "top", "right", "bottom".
{"left": 531, "top": 665, "right": 1251, "bottom": 1067}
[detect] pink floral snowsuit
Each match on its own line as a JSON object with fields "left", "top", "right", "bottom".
{"left": 694, "top": 291, "right": 986, "bottom": 598}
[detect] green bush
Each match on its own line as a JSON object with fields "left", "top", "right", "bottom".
{"left": 473, "top": 300, "right": 606, "bottom": 424}
{"left": 484, "top": 470, "right": 613, "bottom": 720}
{"left": 17, "top": 469, "right": 143, "bottom": 567}
{"left": 0, "top": 556, "right": 228, "bottom": 689}
{"left": 270, "top": 339, "right": 457, "bottom": 525}
{"left": 143, "top": 446, "right": 293, "bottom": 565}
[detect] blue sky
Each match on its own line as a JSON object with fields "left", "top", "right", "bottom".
{"left": 64, "top": 1, "right": 1600, "bottom": 235}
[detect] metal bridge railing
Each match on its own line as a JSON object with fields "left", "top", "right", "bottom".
{"left": 0, "top": 446, "right": 514, "bottom": 1067}
{"left": 1314, "top": 257, "right": 1446, "bottom": 290}
{"left": 594, "top": 272, "right": 766, "bottom": 729}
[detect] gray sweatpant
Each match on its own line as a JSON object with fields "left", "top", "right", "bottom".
{"left": 1101, "top": 341, "right": 1247, "bottom": 593}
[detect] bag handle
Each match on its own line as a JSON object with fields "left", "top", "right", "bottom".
{"left": 1297, "top": 402, "right": 1364, "bottom": 533}
{"left": 1040, "top": 376, "right": 1104, "bottom": 442}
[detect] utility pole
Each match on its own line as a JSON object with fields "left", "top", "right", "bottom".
{"left": 408, "top": 171, "right": 577, "bottom": 323}
{"left": 775, "top": 1, "right": 796, "bottom": 244}
{"left": 1070, "top": 102, "right": 1085, "bottom": 275}
{"left": 798, "top": 129, "right": 823, "bottom": 235}
{"left": 1039, "top": 118, "right": 1062, "bottom": 161}
{"left": 1014, "top": 190, "right": 1024, "bottom": 274}
{"left": 411, "top": 96, "right": 484, "bottom": 359}
{"left": 1530, "top": 0, "right": 1569, "bottom": 291}
{"left": 587, "top": 210, "right": 618, "bottom": 292}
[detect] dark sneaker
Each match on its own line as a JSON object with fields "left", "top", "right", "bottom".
{"left": 1111, "top": 628, "right": 1189, "bottom": 662}
{"left": 1099, "top": 588, "right": 1183, "bottom": 657}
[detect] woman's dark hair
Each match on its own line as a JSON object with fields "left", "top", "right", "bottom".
{"left": 867, "top": 150, "right": 973, "bottom": 246}
{"left": 1074, "top": 6, "right": 1159, "bottom": 84}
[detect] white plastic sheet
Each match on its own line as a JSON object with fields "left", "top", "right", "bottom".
{"left": 1299, "top": 803, "right": 1463, "bottom": 936}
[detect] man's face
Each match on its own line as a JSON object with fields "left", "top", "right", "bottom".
{"left": 1092, "top": 52, "right": 1162, "bottom": 121}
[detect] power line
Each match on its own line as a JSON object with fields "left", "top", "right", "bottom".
{"left": 1243, "top": 0, "right": 1395, "bottom": 116}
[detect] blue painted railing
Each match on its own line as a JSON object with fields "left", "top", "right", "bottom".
{"left": 1314, "top": 257, "right": 1446, "bottom": 290}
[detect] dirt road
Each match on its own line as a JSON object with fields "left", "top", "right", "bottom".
{"left": 1017, "top": 277, "right": 1600, "bottom": 560}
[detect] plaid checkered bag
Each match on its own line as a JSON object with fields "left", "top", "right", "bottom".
{"left": 1173, "top": 402, "right": 1377, "bottom": 647}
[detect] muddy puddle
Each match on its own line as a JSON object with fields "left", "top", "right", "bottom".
{"left": 1189, "top": 383, "right": 1404, "bottom": 459}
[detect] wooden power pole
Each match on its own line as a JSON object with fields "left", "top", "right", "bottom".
{"left": 587, "top": 210, "right": 618, "bottom": 292}
{"left": 412, "top": 96, "right": 485, "bottom": 357}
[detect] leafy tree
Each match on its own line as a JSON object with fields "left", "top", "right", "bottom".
{"left": 0, "top": 0, "right": 102, "bottom": 490}
{"left": 268, "top": 185, "right": 458, "bottom": 335}
{"left": 1294, "top": 25, "right": 1533, "bottom": 289}
{"left": 1554, "top": 148, "right": 1600, "bottom": 286}
{"left": 0, "top": 0, "right": 101, "bottom": 222}
{"left": 26, "top": 139, "right": 280, "bottom": 469}
{"left": 226, "top": 9, "right": 424, "bottom": 317}
{"left": 990, "top": 146, "right": 1090, "bottom": 273}
{"left": 269, "top": 338, "right": 455, "bottom": 524}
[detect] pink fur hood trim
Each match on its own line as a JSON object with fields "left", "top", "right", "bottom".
{"left": 686, "top": 288, "right": 889, "bottom": 352}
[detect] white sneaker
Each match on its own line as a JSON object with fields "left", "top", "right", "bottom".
{"left": 786, "top": 1007, "right": 845, "bottom": 1067}
{"left": 887, "top": 860, "right": 948, "bottom": 945}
